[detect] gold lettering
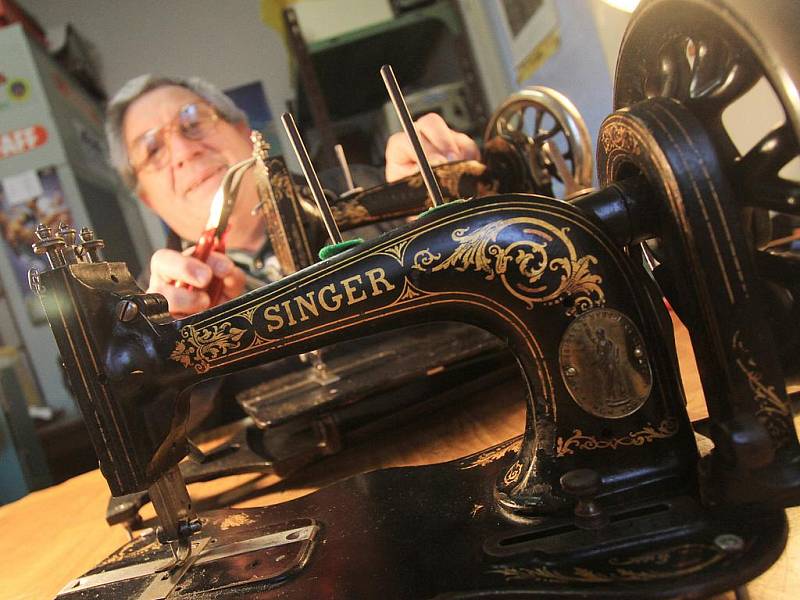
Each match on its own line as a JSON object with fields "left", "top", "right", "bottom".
{"left": 264, "top": 305, "right": 284, "bottom": 333}
{"left": 281, "top": 299, "right": 297, "bottom": 326}
{"left": 295, "top": 291, "right": 319, "bottom": 322}
{"left": 318, "top": 284, "right": 342, "bottom": 312}
{"left": 365, "top": 267, "right": 396, "bottom": 296}
{"left": 341, "top": 274, "right": 367, "bottom": 305}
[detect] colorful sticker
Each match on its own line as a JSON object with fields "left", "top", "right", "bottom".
{"left": 0, "top": 166, "right": 71, "bottom": 300}
{"left": 0, "top": 74, "right": 31, "bottom": 109}
{"left": 0, "top": 125, "right": 49, "bottom": 160}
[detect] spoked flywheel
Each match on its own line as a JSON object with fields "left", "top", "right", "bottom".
{"left": 596, "top": 0, "right": 800, "bottom": 507}
{"left": 484, "top": 86, "right": 594, "bottom": 198}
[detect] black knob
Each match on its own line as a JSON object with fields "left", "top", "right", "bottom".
{"left": 560, "top": 468, "right": 608, "bottom": 530}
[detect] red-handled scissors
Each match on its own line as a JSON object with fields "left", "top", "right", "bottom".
{"left": 185, "top": 181, "right": 236, "bottom": 305}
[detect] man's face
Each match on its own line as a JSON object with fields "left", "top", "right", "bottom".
{"left": 123, "top": 85, "right": 252, "bottom": 242}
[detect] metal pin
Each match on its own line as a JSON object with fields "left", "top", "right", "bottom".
{"left": 380, "top": 64, "right": 443, "bottom": 207}
{"left": 281, "top": 112, "right": 343, "bottom": 244}
{"left": 334, "top": 144, "right": 356, "bottom": 192}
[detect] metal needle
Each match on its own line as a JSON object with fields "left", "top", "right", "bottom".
{"left": 334, "top": 144, "right": 356, "bottom": 192}
{"left": 281, "top": 112, "right": 343, "bottom": 244}
{"left": 380, "top": 64, "right": 443, "bottom": 207}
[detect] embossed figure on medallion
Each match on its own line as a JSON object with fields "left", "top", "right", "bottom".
{"left": 559, "top": 308, "right": 652, "bottom": 418}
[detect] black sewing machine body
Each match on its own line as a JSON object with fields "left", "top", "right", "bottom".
{"left": 101, "top": 143, "right": 537, "bottom": 531}
{"left": 33, "top": 0, "right": 800, "bottom": 596}
{"left": 41, "top": 191, "right": 794, "bottom": 598}
{"left": 39, "top": 193, "right": 694, "bottom": 500}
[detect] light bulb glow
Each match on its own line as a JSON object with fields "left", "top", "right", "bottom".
{"left": 601, "top": 0, "right": 641, "bottom": 12}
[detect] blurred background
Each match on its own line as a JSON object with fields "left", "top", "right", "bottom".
{"left": 0, "top": 0, "right": 790, "bottom": 503}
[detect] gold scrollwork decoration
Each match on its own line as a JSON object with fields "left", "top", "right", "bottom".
{"left": 503, "top": 460, "right": 523, "bottom": 486}
{"left": 599, "top": 122, "right": 642, "bottom": 157}
{"left": 732, "top": 330, "right": 791, "bottom": 443}
{"left": 406, "top": 162, "right": 478, "bottom": 198}
{"left": 395, "top": 277, "right": 429, "bottom": 302}
{"left": 170, "top": 322, "right": 246, "bottom": 373}
{"left": 330, "top": 198, "right": 371, "bottom": 229}
{"left": 429, "top": 217, "right": 604, "bottom": 315}
{"left": 489, "top": 543, "right": 725, "bottom": 583}
{"left": 555, "top": 418, "right": 679, "bottom": 457}
{"left": 412, "top": 248, "right": 441, "bottom": 271}
{"left": 376, "top": 240, "right": 411, "bottom": 265}
{"left": 460, "top": 437, "right": 522, "bottom": 470}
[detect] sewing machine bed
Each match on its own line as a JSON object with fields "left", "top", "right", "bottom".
{"left": 59, "top": 436, "right": 787, "bottom": 599}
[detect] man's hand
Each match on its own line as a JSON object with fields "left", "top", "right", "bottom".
{"left": 147, "top": 248, "right": 246, "bottom": 317}
{"left": 385, "top": 113, "right": 480, "bottom": 182}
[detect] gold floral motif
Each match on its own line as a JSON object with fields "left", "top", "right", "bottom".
{"left": 396, "top": 277, "right": 428, "bottom": 302}
{"left": 331, "top": 198, "right": 371, "bottom": 228}
{"left": 412, "top": 248, "right": 441, "bottom": 271}
{"left": 503, "top": 460, "right": 523, "bottom": 486}
{"left": 470, "top": 504, "right": 484, "bottom": 518}
{"left": 376, "top": 240, "right": 411, "bottom": 265}
{"left": 599, "top": 122, "right": 641, "bottom": 157}
{"left": 429, "top": 217, "right": 604, "bottom": 314}
{"left": 406, "top": 161, "right": 484, "bottom": 198}
{"left": 489, "top": 543, "right": 725, "bottom": 583}
{"left": 170, "top": 323, "right": 246, "bottom": 373}
{"left": 732, "top": 330, "right": 790, "bottom": 443}
{"left": 555, "top": 418, "right": 678, "bottom": 457}
{"left": 461, "top": 438, "right": 522, "bottom": 470}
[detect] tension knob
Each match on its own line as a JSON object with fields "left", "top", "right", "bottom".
{"left": 560, "top": 468, "right": 608, "bottom": 530}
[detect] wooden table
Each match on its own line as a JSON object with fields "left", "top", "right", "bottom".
{"left": 1, "top": 316, "right": 797, "bottom": 600}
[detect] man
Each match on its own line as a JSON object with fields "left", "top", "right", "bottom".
{"left": 106, "top": 75, "right": 479, "bottom": 316}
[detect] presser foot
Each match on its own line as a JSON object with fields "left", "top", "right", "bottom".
{"left": 56, "top": 516, "right": 318, "bottom": 599}
{"left": 105, "top": 419, "right": 312, "bottom": 532}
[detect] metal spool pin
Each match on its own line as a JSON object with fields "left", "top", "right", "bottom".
{"left": 380, "top": 64, "right": 444, "bottom": 207}
{"left": 281, "top": 112, "right": 343, "bottom": 244}
{"left": 334, "top": 144, "right": 356, "bottom": 193}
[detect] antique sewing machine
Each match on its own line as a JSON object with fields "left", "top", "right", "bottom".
{"left": 100, "top": 79, "right": 592, "bottom": 533}
{"left": 32, "top": 0, "right": 800, "bottom": 596}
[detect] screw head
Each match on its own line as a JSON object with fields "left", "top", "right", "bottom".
{"left": 714, "top": 533, "right": 744, "bottom": 551}
{"left": 565, "top": 366, "right": 577, "bottom": 377}
{"left": 115, "top": 299, "right": 139, "bottom": 322}
{"left": 633, "top": 347, "right": 644, "bottom": 358}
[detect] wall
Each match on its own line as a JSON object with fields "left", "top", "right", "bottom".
{"left": 17, "top": 0, "right": 295, "bottom": 245}
{"left": 520, "top": 0, "right": 613, "bottom": 153}
{"left": 18, "top": 0, "right": 620, "bottom": 169}
{"left": 18, "top": 0, "right": 293, "bottom": 118}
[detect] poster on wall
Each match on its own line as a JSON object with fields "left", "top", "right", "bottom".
{"left": 224, "top": 81, "right": 282, "bottom": 155}
{"left": 499, "top": 0, "right": 561, "bottom": 84}
{"left": 0, "top": 166, "right": 71, "bottom": 315}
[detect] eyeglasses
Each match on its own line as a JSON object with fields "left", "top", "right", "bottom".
{"left": 129, "top": 103, "right": 220, "bottom": 173}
